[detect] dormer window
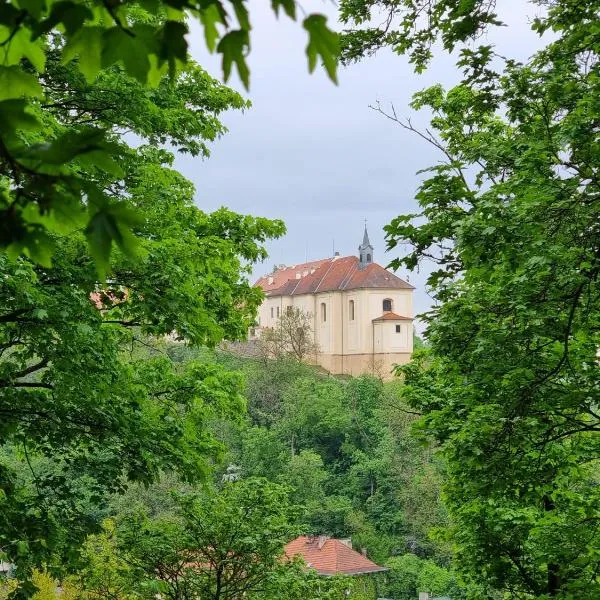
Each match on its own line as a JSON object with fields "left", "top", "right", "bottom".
{"left": 383, "top": 298, "right": 392, "bottom": 312}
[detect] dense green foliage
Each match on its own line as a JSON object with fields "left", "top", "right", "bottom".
{"left": 169, "top": 349, "right": 461, "bottom": 600}
{"left": 0, "top": 36, "right": 288, "bottom": 591}
{"left": 342, "top": 0, "right": 600, "bottom": 597}
{"left": 0, "top": 0, "right": 339, "bottom": 272}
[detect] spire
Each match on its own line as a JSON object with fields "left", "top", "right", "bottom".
{"left": 358, "top": 221, "right": 374, "bottom": 270}
{"left": 362, "top": 225, "right": 371, "bottom": 248}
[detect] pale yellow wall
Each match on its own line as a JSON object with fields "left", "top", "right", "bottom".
{"left": 253, "top": 284, "right": 414, "bottom": 378}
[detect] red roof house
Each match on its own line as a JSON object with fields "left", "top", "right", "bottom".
{"left": 251, "top": 226, "right": 415, "bottom": 379}
{"left": 284, "top": 536, "right": 388, "bottom": 576}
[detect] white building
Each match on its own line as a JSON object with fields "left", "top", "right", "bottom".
{"left": 253, "top": 228, "right": 414, "bottom": 378}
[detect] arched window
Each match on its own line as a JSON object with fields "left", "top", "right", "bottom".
{"left": 383, "top": 298, "right": 392, "bottom": 312}
{"left": 321, "top": 302, "right": 327, "bottom": 323}
{"left": 349, "top": 300, "right": 355, "bottom": 320}
{"left": 367, "top": 253, "right": 372, "bottom": 263}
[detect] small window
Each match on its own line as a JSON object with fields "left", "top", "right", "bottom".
{"left": 321, "top": 302, "right": 327, "bottom": 323}
{"left": 395, "top": 324, "right": 401, "bottom": 333}
{"left": 383, "top": 298, "right": 392, "bottom": 312}
{"left": 270, "top": 307, "right": 274, "bottom": 318}
{"left": 250, "top": 328, "right": 256, "bottom": 336}
{"left": 349, "top": 300, "right": 355, "bottom": 321}
{"left": 276, "top": 306, "right": 280, "bottom": 318}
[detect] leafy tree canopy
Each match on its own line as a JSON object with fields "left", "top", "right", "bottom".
{"left": 0, "top": 35, "right": 285, "bottom": 588}
{"left": 343, "top": 0, "right": 600, "bottom": 597}
{"left": 0, "top": 0, "right": 339, "bottom": 272}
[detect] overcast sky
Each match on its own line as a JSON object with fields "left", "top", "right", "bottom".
{"left": 176, "top": 1, "right": 548, "bottom": 327}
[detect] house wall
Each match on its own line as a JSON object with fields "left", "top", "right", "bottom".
{"left": 254, "top": 286, "right": 413, "bottom": 380}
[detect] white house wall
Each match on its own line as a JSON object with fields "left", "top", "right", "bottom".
{"left": 254, "top": 285, "right": 413, "bottom": 379}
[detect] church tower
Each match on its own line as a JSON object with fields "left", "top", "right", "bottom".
{"left": 358, "top": 225, "right": 374, "bottom": 269}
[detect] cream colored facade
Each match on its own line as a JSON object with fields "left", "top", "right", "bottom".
{"left": 254, "top": 283, "right": 413, "bottom": 379}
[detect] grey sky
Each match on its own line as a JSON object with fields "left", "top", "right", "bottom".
{"left": 176, "top": 1, "right": 548, "bottom": 328}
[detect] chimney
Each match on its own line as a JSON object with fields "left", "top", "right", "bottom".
{"left": 360, "top": 547, "right": 367, "bottom": 557}
{"left": 418, "top": 593, "right": 431, "bottom": 600}
{"left": 317, "top": 535, "right": 328, "bottom": 550}
{"left": 334, "top": 251, "right": 340, "bottom": 256}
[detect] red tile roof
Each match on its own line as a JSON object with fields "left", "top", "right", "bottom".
{"left": 255, "top": 259, "right": 330, "bottom": 293}
{"left": 255, "top": 256, "right": 413, "bottom": 297}
{"left": 372, "top": 311, "right": 413, "bottom": 321}
{"left": 284, "top": 536, "right": 388, "bottom": 576}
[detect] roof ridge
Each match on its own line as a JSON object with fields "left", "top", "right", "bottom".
{"left": 289, "top": 273, "right": 304, "bottom": 295}
{"left": 338, "top": 259, "right": 358, "bottom": 290}
{"left": 313, "top": 258, "right": 336, "bottom": 294}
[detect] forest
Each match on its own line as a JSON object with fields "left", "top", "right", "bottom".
{"left": 2, "top": 343, "right": 460, "bottom": 600}
{"left": 1, "top": 0, "right": 599, "bottom": 598}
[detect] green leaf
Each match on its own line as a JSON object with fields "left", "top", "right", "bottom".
{"left": 18, "top": 127, "right": 107, "bottom": 165}
{"left": 200, "top": 3, "right": 221, "bottom": 52}
{"left": 161, "top": 20, "right": 188, "bottom": 64}
{"left": 0, "top": 26, "right": 46, "bottom": 71}
{"left": 0, "top": 66, "right": 42, "bottom": 100}
{"left": 85, "top": 200, "right": 142, "bottom": 278}
{"left": 34, "top": 1, "right": 93, "bottom": 38}
{"left": 231, "top": 0, "right": 250, "bottom": 31}
{"left": 0, "top": 99, "right": 41, "bottom": 136}
{"left": 216, "top": 30, "right": 250, "bottom": 89}
{"left": 15, "top": 0, "right": 46, "bottom": 20}
{"left": 77, "top": 149, "right": 125, "bottom": 178}
{"left": 303, "top": 14, "right": 339, "bottom": 83}
{"left": 7, "top": 226, "right": 54, "bottom": 268}
{"left": 62, "top": 26, "right": 103, "bottom": 82}
{"left": 271, "top": 0, "right": 296, "bottom": 19}
{"left": 102, "top": 27, "right": 151, "bottom": 84}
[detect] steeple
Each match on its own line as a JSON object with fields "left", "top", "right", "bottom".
{"left": 358, "top": 222, "right": 374, "bottom": 269}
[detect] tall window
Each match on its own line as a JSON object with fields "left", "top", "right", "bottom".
{"left": 286, "top": 305, "right": 293, "bottom": 315}
{"left": 367, "top": 253, "right": 372, "bottom": 263}
{"left": 276, "top": 306, "right": 280, "bottom": 318}
{"left": 270, "top": 307, "right": 274, "bottom": 318}
{"left": 383, "top": 298, "right": 392, "bottom": 312}
{"left": 349, "top": 300, "right": 355, "bottom": 320}
{"left": 395, "top": 324, "right": 401, "bottom": 333}
{"left": 321, "top": 302, "right": 327, "bottom": 322}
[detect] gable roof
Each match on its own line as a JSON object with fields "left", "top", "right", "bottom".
{"left": 255, "top": 259, "right": 330, "bottom": 293}
{"left": 372, "top": 311, "right": 413, "bottom": 322}
{"left": 284, "top": 536, "right": 388, "bottom": 576}
{"left": 255, "top": 256, "right": 414, "bottom": 297}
